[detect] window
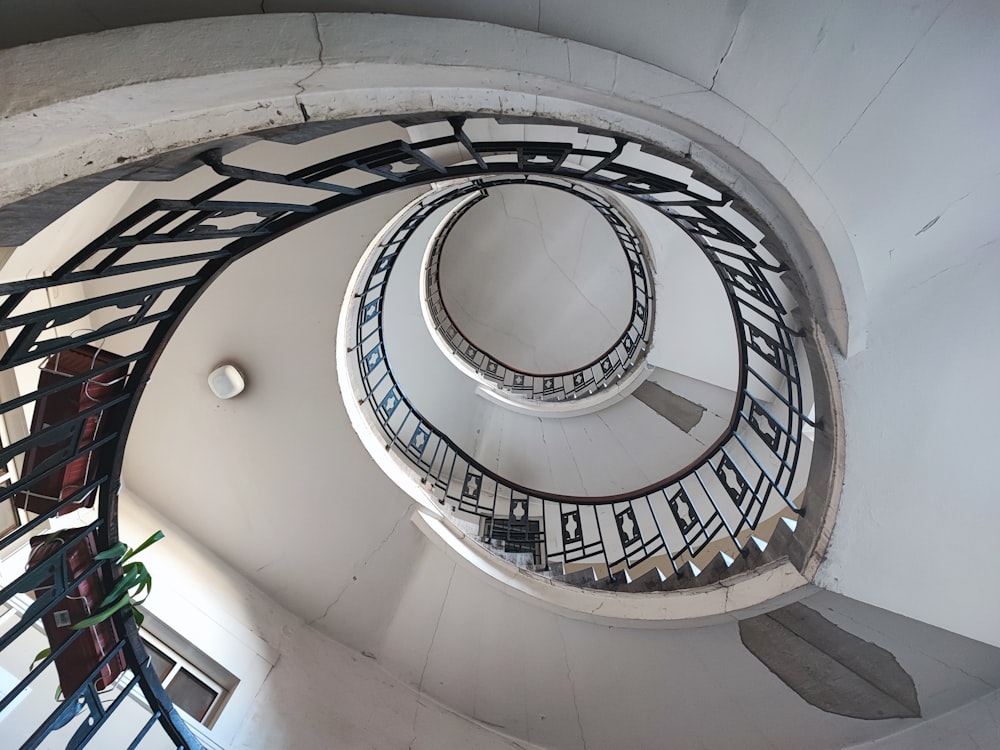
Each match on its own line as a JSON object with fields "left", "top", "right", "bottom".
{"left": 139, "top": 630, "right": 235, "bottom": 729}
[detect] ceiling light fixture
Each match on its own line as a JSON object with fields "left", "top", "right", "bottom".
{"left": 207, "top": 364, "right": 246, "bottom": 399}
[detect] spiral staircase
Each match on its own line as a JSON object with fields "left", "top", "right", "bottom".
{"left": 1, "top": 6, "right": 999, "bottom": 750}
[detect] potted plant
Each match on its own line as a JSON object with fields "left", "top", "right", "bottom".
{"left": 28, "top": 527, "right": 163, "bottom": 698}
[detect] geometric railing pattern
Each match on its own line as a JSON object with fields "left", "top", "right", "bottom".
{"left": 347, "top": 120, "right": 814, "bottom": 580}
{"left": 423, "top": 178, "right": 655, "bottom": 402}
{"left": 0, "top": 113, "right": 815, "bottom": 746}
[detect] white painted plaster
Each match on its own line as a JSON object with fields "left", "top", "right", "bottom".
{"left": 411, "top": 509, "right": 810, "bottom": 628}
{"left": 372, "top": 170, "right": 734, "bottom": 496}
{"left": 469, "top": 362, "right": 650, "bottom": 419}
{"left": 112, "top": 490, "right": 547, "bottom": 750}
{"left": 3, "top": 8, "right": 999, "bottom": 747}
{"left": 843, "top": 690, "right": 1000, "bottom": 750}
{"left": 378, "top": 532, "right": 1000, "bottom": 750}
{"left": 625, "top": 197, "right": 740, "bottom": 393}
{"left": 0, "top": 12, "right": 861, "bottom": 357}
{"left": 817, "top": 247, "right": 1000, "bottom": 648}
{"left": 436, "top": 183, "right": 632, "bottom": 373}
{"left": 116, "top": 491, "right": 281, "bottom": 747}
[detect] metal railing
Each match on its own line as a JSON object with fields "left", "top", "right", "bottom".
{"left": 0, "top": 114, "right": 815, "bottom": 745}
{"left": 0, "top": 521, "right": 202, "bottom": 748}
{"left": 422, "top": 178, "right": 655, "bottom": 402}
{"left": 346, "top": 118, "right": 814, "bottom": 580}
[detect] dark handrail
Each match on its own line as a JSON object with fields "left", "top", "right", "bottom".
{"left": 0, "top": 114, "right": 814, "bottom": 746}
{"left": 423, "top": 177, "right": 655, "bottom": 401}
{"left": 347, "top": 123, "right": 811, "bottom": 579}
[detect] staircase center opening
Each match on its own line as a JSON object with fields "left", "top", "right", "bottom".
{"left": 435, "top": 183, "right": 634, "bottom": 374}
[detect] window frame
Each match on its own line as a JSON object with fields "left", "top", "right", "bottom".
{"left": 137, "top": 628, "right": 234, "bottom": 730}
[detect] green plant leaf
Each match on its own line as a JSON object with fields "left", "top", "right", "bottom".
{"left": 133, "top": 607, "right": 145, "bottom": 628}
{"left": 69, "top": 530, "right": 163, "bottom": 635}
{"left": 72, "top": 592, "right": 131, "bottom": 630}
{"left": 94, "top": 542, "right": 128, "bottom": 562}
{"left": 131, "top": 573, "right": 153, "bottom": 605}
{"left": 99, "top": 567, "right": 142, "bottom": 608}
{"left": 120, "top": 530, "right": 164, "bottom": 564}
{"left": 30, "top": 647, "right": 51, "bottom": 671}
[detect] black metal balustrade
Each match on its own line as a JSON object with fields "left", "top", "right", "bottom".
{"left": 0, "top": 114, "right": 817, "bottom": 746}
{"left": 347, "top": 119, "right": 815, "bottom": 581}
{"left": 422, "top": 178, "right": 655, "bottom": 402}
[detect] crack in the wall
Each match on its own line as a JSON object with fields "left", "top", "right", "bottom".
{"left": 915, "top": 190, "right": 971, "bottom": 237}
{"left": 594, "top": 411, "right": 648, "bottom": 485}
{"left": 915, "top": 216, "right": 940, "bottom": 236}
{"left": 306, "top": 503, "right": 412, "bottom": 626}
{"left": 292, "top": 12, "right": 326, "bottom": 123}
{"left": 407, "top": 699, "right": 420, "bottom": 750}
{"left": 815, "top": 0, "right": 956, "bottom": 174}
{"left": 557, "top": 420, "right": 587, "bottom": 494}
{"left": 710, "top": 2, "right": 746, "bottom": 91}
{"left": 555, "top": 619, "right": 589, "bottom": 750}
{"left": 241, "top": 654, "right": 280, "bottom": 723}
{"left": 78, "top": 0, "right": 110, "bottom": 31}
{"left": 528, "top": 190, "right": 620, "bottom": 335}
{"left": 495, "top": 420, "right": 503, "bottom": 475}
{"left": 825, "top": 607, "right": 999, "bottom": 691}
{"left": 417, "top": 564, "right": 456, "bottom": 692}
{"left": 906, "top": 254, "right": 984, "bottom": 296}
{"left": 539, "top": 418, "right": 556, "bottom": 489}
{"left": 770, "top": 2, "right": 845, "bottom": 131}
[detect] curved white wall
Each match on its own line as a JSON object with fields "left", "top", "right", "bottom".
{"left": 2, "top": 7, "right": 1000, "bottom": 748}
{"left": 437, "top": 183, "right": 632, "bottom": 373}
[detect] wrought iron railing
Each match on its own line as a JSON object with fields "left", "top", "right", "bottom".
{"left": 0, "top": 114, "right": 816, "bottom": 745}
{"left": 0, "top": 521, "right": 202, "bottom": 748}
{"left": 346, "top": 118, "right": 814, "bottom": 580}
{"left": 422, "top": 178, "right": 655, "bottom": 402}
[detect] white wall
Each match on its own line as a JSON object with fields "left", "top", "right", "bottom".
{"left": 338, "top": 537, "right": 1000, "bottom": 750}
{"left": 437, "top": 183, "right": 632, "bottom": 373}
{"left": 380, "top": 172, "right": 740, "bottom": 496}
{"left": 117, "top": 492, "right": 279, "bottom": 747}
{"left": 844, "top": 690, "right": 1000, "bottom": 750}
{"left": 629, "top": 198, "right": 740, "bottom": 393}
{"left": 817, "top": 247, "right": 1000, "bottom": 648}
{"left": 0, "top": 180, "right": 143, "bottom": 412}
{"left": 117, "top": 490, "right": 541, "bottom": 750}
{"left": 3, "top": 5, "right": 1000, "bottom": 747}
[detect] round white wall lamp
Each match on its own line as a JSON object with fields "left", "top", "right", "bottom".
{"left": 207, "top": 364, "right": 246, "bottom": 399}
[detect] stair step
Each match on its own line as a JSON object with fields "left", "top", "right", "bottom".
{"left": 529, "top": 561, "right": 598, "bottom": 586}
{"left": 585, "top": 569, "right": 631, "bottom": 592}
{"left": 624, "top": 566, "right": 668, "bottom": 593}
{"left": 721, "top": 548, "right": 750, "bottom": 578}
{"left": 541, "top": 562, "right": 564, "bottom": 577}
{"left": 556, "top": 566, "right": 598, "bottom": 586}
{"left": 529, "top": 521, "right": 797, "bottom": 594}
{"left": 762, "top": 517, "right": 798, "bottom": 564}
{"left": 663, "top": 560, "right": 702, "bottom": 590}
{"left": 694, "top": 551, "right": 735, "bottom": 586}
{"left": 742, "top": 536, "right": 768, "bottom": 566}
